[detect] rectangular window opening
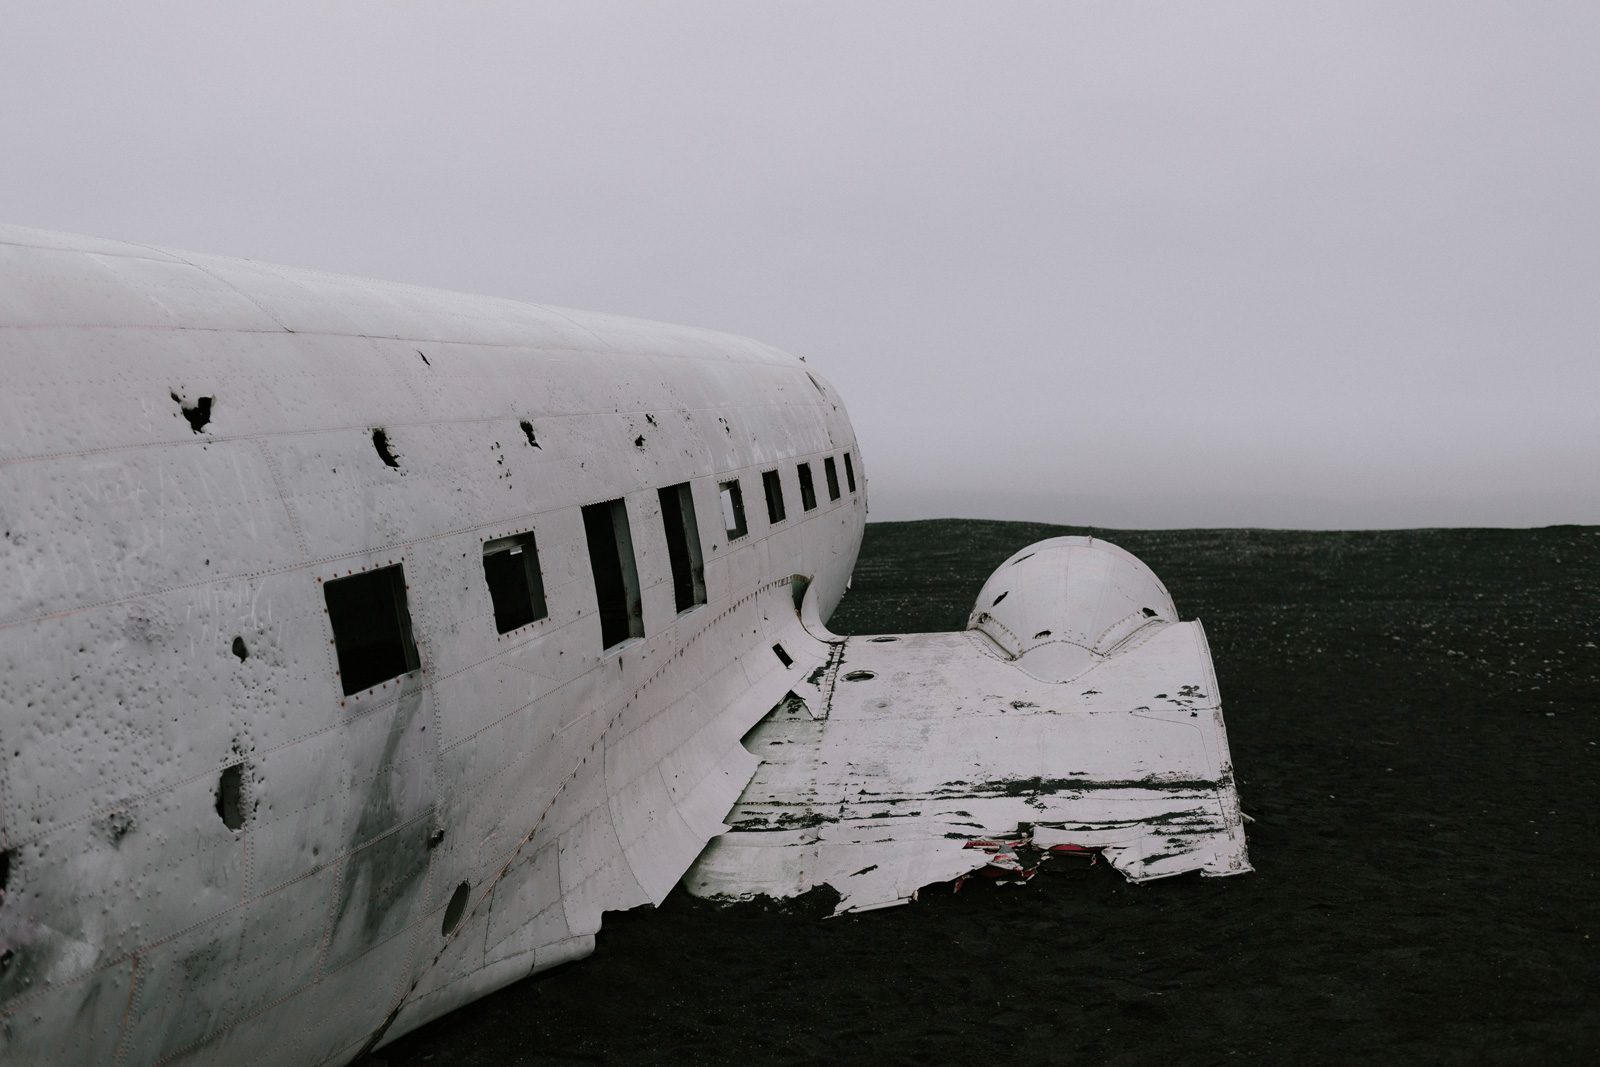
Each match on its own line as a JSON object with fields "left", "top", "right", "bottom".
{"left": 720, "top": 480, "right": 748, "bottom": 540}
{"left": 658, "top": 482, "right": 707, "bottom": 613}
{"left": 582, "top": 499, "right": 645, "bottom": 650}
{"left": 843, "top": 452, "right": 857, "bottom": 493}
{"left": 482, "top": 531, "right": 548, "bottom": 634}
{"left": 797, "top": 462, "right": 818, "bottom": 512}
{"left": 324, "top": 564, "right": 420, "bottom": 696}
{"left": 823, "top": 456, "right": 841, "bottom": 501}
{"left": 762, "top": 469, "right": 786, "bottom": 524}
{"left": 772, "top": 643, "right": 793, "bottom": 667}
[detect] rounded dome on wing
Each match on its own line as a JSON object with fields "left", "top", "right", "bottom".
{"left": 965, "top": 537, "right": 1177, "bottom": 682}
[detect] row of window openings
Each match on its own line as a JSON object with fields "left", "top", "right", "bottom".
{"left": 722, "top": 452, "right": 855, "bottom": 538}
{"left": 322, "top": 482, "right": 703, "bottom": 693}
{"left": 322, "top": 454, "right": 855, "bottom": 695}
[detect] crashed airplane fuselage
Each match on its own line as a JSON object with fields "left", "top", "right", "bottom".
{"left": 0, "top": 226, "right": 1249, "bottom": 1066}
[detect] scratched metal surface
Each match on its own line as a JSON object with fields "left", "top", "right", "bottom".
{"left": 687, "top": 537, "right": 1249, "bottom": 912}
{"left": 0, "top": 225, "right": 864, "bottom": 1066}
{"left": 369, "top": 521, "right": 1598, "bottom": 1067}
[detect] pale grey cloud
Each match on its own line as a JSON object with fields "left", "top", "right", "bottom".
{"left": 3, "top": 1, "right": 1596, "bottom": 527}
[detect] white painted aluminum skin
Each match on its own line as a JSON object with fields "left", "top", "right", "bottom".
{"left": 687, "top": 538, "right": 1251, "bottom": 914}
{"left": 0, "top": 226, "right": 1248, "bottom": 1067}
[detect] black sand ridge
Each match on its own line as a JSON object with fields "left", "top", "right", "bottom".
{"left": 379, "top": 520, "right": 1600, "bottom": 1066}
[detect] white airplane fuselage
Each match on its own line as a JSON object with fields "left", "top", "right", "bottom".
{"left": 0, "top": 227, "right": 866, "bottom": 1065}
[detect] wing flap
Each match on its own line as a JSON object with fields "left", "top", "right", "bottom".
{"left": 686, "top": 614, "right": 1251, "bottom": 913}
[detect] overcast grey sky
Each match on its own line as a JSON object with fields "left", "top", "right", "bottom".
{"left": 3, "top": 3, "right": 1596, "bottom": 528}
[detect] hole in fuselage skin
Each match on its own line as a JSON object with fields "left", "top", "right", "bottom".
{"left": 232, "top": 636, "right": 248, "bottom": 661}
{"left": 0, "top": 847, "right": 11, "bottom": 895}
{"left": 1034, "top": 630, "right": 1052, "bottom": 639}
{"left": 1010, "top": 552, "right": 1035, "bottom": 567}
{"left": 483, "top": 533, "right": 549, "bottom": 633}
{"left": 324, "top": 565, "right": 421, "bottom": 694}
{"left": 372, "top": 428, "right": 400, "bottom": 468}
{"left": 992, "top": 591, "right": 1009, "bottom": 606}
{"left": 428, "top": 829, "right": 445, "bottom": 849}
{"left": 844, "top": 670, "right": 876, "bottom": 682}
{"left": 520, "top": 421, "right": 540, "bottom": 448}
{"left": 719, "top": 481, "right": 748, "bottom": 540}
{"left": 659, "top": 484, "right": 707, "bottom": 613}
{"left": 763, "top": 470, "right": 786, "bottom": 523}
{"left": 417, "top": 350, "right": 431, "bottom": 366}
{"left": 772, "top": 643, "right": 793, "bottom": 667}
{"left": 797, "top": 463, "right": 818, "bottom": 511}
{"left": 1142, "top": 607, "right": 1157, "bottom": 617}
{"left": 216, "top": 764, "right": 244, "bottom": 831}
{"left": 173, "top": 393, "right": 212, "bottom": 433}
{"left": 824, "top": 456, "right": 841, "bottom": 501}
{"left": 868, "top": 636, "right": 898, "bottom": 642}
{"left": 442, "top": 881, "right": 471, "bottom": 936}
{"left": 582, "top": 500, "right": 644, "bottom": 649}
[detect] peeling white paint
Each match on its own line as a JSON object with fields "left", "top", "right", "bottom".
{"left": 0, "top": 227, "right": 1246, "bottom": 1067}
{"left": 686, "top": 538, "right": 1251, "bottom": 913}
{"left": 0, "top": 226, "right": 858, "bottom": 1066}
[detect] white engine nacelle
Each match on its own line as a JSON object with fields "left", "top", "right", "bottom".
{"left": 966, "top": 536, "right": 1179, "bottom": 682}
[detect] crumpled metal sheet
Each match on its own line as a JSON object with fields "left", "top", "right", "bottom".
{"left": 685, "top": 538, "right": 1252, "bottom": 914}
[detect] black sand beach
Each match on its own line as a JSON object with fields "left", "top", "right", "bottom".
{"left": 381, "top": 520, "right": 1599, "bottom": 1065}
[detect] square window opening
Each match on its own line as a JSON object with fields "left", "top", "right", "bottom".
{"left": 582, "top": 499, "right": 645, "bottom": 650}
{"left": 658, "top": 482, "right": 707, "bottom": 613}
{"left": 482, "top": 532, "right": 548, "bottom": 634}
{"left": 324, "top": 564, "right": 420, "bottom": 696}
{"left": 823, "top": 456, "right": 841, "bottom": 501}
{"left": 762, "top": 469, "right": 786, "bottom": 524}
{"left": 797, "top": 462, "right": 818, "bottom": 512}
{"left": 720, "top": 480, "right": 748, "bottom": 540}
{"left": 843, "top": 452, "right": 857, "bottom": 493}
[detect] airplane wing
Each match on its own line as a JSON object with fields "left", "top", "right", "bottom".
{"left": 685, "top": 536, "right": 1252, "bottom": 914}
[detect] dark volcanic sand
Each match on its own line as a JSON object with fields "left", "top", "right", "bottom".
{"left": 381, "top": 521, "right": 1599, "bottom": 1066}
